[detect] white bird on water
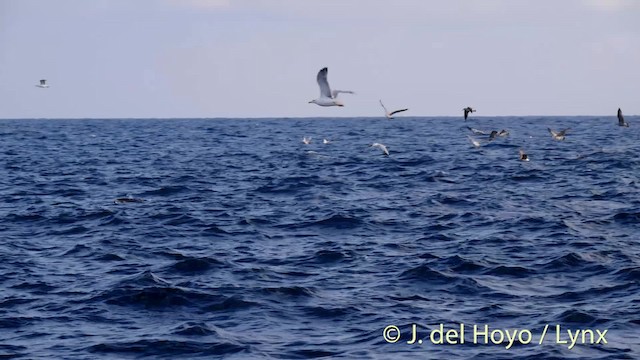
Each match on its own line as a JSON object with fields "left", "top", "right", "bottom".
{"left": 466, "top": 126, "right": 490, "bottom": 136}
{"left": 467, "top": 135, "right": 481, "bottom": 148}
{"left": 302, "top": 136, "right": 312, "bottom": 145}
{"left": 308, "top": 67, "right": 354, "bottom": 107}
{"left": 36, "top": 79, "right": 49, "bottom": 88}
{"left": 370, "top": 143, "right": 390, "bottom": 156}
{"left": 379, "top": 100, "right": 408, "bottom": 119}
{"left": 323, "top": 138, "right": 331, "bottom": 144}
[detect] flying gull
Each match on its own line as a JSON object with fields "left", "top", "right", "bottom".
{"left": 302, "top": 136, "right": 312, "bottom": 144}
{"left": 519, "top": 149, "right": 529, "bottom": 162}
{"left": 617, "top": 108, "right": 629, "bottom": 127}
{"left": 548, "top": 128, "right": 570, "bottom": 141}
{"left": 323, "top": 138, "right": 331, "bottom": 144}
{"left": 36, "top": 79, "right": 49, "bottom": 88}
{"left": 463, "top": 107, "right": 475, "bottom": 120}
{"left": 308, "top": 67, "right": 354, "bottom": 107}
{"left": 370, "top": 143, "right": 390, "bottom": 156}
{"left": 379, "top": 100, "right": 408, "bottom": 119}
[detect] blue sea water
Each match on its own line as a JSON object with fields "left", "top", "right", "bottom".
{"left": 0, "top": 117, "right": 639, "bottom": 359}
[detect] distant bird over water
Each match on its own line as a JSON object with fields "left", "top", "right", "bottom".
{"left": 617, "top": 108, "right": 629, "bottom": 127}
{"left": 370, "top": 143, "right": 389, "bottom": 156}
{"left": 548, "top": 128, "right": 570, "bottom": 141}
{"left": 379, "top": 100, "right": 408, "bottom": 119}
{"left": 519, "top": 149, "right": 530, "bottom": 162}
{"left": 308, "top": 67, "right": 354, "bottom": 107}
{"left": 463, "top": 107, "right": 475, "bottom": 120}
{"left": 302, "top": 136, "right": 312, "bottom": 144}
{"left": 323, "top": 138, "right": 331, "bottom": 144}
{"left": 36, "top": 79, "right": 49, "bottom": 88}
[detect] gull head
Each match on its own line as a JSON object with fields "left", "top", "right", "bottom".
{"left": 308, "top": 99, "right": 316, "bottom": 104}
{"left": 334, "top": 99, "right": 344, "bottom": 107}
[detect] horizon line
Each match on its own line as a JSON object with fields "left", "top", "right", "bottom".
{"left": 0, "top": 114, "right": 627, "bottom": 120}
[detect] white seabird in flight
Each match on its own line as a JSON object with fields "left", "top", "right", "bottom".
{"left": 370, "top": 142, "right": 390, "bottom": 156}
{"left": 379, "top": 100, "right": 408, "bottom": 119}
{"left": 36, "top": 79, "right": 49, "bottom": 88}
{"left": 302, "top": 136, "right": 312, "bottom": 145}
{"left": 548, "top": 128, "right": 570, "bottom": 141}
{"left": 308, "top": 67, "right": 354, "bottom": 107}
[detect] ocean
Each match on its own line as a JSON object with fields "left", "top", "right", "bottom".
{"left": 0, "top": 117, "right": 638, "bottom": 359}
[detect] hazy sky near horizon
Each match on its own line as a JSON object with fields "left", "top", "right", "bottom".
{"left": 0, "top": 0, "right": 638, "bottom": 118}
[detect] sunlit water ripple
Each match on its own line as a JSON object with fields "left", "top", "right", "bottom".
{"left": 0, "top": 117, "right": 639, "bottom": 359}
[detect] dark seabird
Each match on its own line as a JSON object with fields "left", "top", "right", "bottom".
{"left": 379, "top": 100, "right": 408, "bottom": 119}
{"left": 36, "top": 79, "right": 49, "bottom": 88}
{"left": 489, "top": 130, "right": 499, "bottom": 141}
{"left": 463, "top": 107, "right": 475, "bottom": 120}
{"left": 519, "top": 149, "right": 529, "bottom": 162}
{"left": 548, "top": 127, "right": 570, "bottom": 141}
{"left": 617, "top": 108, "right": 629, "bottom": 127}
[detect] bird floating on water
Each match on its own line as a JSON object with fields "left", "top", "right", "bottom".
{"left": 379, "top": 100, "right": 408, "bottom": 119}
{"left": 519, "top": 149, "right": 530, "bottom": 162}
{"left": 36, "top": 79, "right": 49, "bottom": 88}
{"left": 370, "top": 143, "right": 389, "bottom": 156}
{"left": 617, "top": 108, "right": 629, "bottom": 127}
{"left": 323, "top": 138, "right": 331, "bottom": 144}
{"left": 308, "top": 67, "right": 354, "bottom": 107}
{"left": 548, "top": 128, "right": 570, "bottom": 141}
{"left": 466, "top": 126, "right": 489, "bottom": 135}
{"left": 488, "top": 129, "right": 509, "bottom": 141}
{"left": 302, "top": 136, "right": 312, "bottom": 144}
{"left": 463, "top": 107, "right": 475, "bottom": 120}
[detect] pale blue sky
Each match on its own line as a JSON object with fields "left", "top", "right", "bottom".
{"left": 0, "top": 0, "right": 638, "bottom": 118}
